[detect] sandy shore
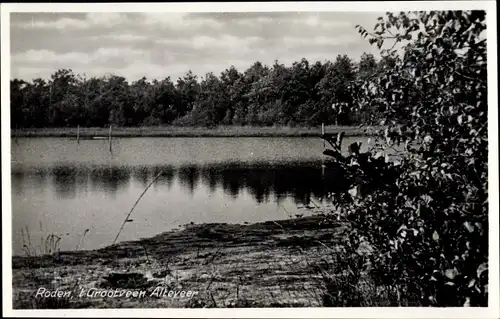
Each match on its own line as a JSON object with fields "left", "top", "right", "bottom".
{"left": 11, "top": 213, "right": 367, "bottom": 309}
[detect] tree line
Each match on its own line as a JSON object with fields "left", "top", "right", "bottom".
{"left": 10, "top": 53, "right": 395, "bottom": 128}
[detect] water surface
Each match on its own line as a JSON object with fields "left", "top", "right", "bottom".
{"left": 11, "top": 136, "right": 367, "bottom": 255}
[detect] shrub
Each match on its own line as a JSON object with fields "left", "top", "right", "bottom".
{"left": 323, "top": 10, "right": 488, "bottom": 307}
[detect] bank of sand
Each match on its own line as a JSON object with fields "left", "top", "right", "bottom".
{"left": 12, "top": 213, "right": 374, "bottom": 308}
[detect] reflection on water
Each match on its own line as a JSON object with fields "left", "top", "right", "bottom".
{"left": 12, "top": 161, "right": 336, "bottom": 205}
{"left": 11, "top": 137, "right": 363, "bottom": 255}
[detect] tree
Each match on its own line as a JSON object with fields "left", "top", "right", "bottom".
{"left": 357, "top": 53, "right": 378, "bottom": 80}
{"left": 10, "top": 79, "right": 27, "bottom": 127}
{"left": 322, "top": 10, "right": 488, "bottom": 307}
{"left": 317, "top": 55, "right": 356, "bottom": 125}
{"left": 100, "top": 75, "right": 131, "bottom": 126}
{"left": 191, "top": 72, "right": 224, "bottom": 127}
{"left": 84, "top": 77, "right": 110, "bottom": 127}
{"left": 11, "top": 53, "right": 417, "bottom": 128}
{"left": 352, "top": 53, "right": 380, "bottom": 123}
{"left": 219, "top": 66, "right": 243, "bottom": 125}
{"left": 176, "top": 70, "right": 200, "bottom": 117}
{"left": 47, "top": 69, "right": 82, "bottom": 127}
{"left": 154, "top": 77, "right": 179, "bottom": 124}
{"left": 236, "top": 61, "right": 270, "bottom": 125}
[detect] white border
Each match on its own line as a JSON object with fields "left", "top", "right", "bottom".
{"left": 1, "top": 2, "right": 498, "bottom": 318}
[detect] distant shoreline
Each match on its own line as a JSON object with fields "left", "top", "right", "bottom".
{"left": 11, "top": 125, "right": 377, "bottom": 138}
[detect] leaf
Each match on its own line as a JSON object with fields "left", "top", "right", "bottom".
{"left": 377, "top": 38, "right": 384, "bottom": 49}
{"left": 397, "top": 224, "right": 407, "bottom": 232}
{"left": 474, "top": 222, "right": 483, "bottom": 232}
{"left": 348, "top": 186, "right": 358, "bottom": 198}
{"left": 432, "top": 230, "right": 440, "bottom": 241}
{"left": 468, "top": 278, "right": 476, "bottom": 288}
{"left": 421, "top": 195, "right": 433, "bottom": 204}
{"left": 374, "top": 151, "right": 384, "bottom": 159}
{"left": 464, "top": 221, "right": 475, "bottom": 233}
{"left": 477, "top": 263, "right": 487, "bottom": 278}
{"left": 463, "top": 297, "right": 471, "bottom": 307}
{"left": 445, "top": 268, "right": 457, "bottom": 280}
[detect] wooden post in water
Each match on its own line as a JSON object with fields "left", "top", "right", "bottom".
{"left": 109, "top": 125, "right": 112, "bottom": 152}
{"left": 77, "top": 125, "right": 80, "bottom": 144}
{"left": 321, "top": 123, "right": 325, "bottom": 177}
{"left": 322, "top": 123, "right": 325, "bottom": 148}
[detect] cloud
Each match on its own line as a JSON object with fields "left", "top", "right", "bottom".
{"left": 10, "top": 11, "right": 384, "bottom": 81}
{"left": 15, "top": 12, "right": 129, "bottom": 30}
{"left": 97, "top": 34, "right": 151, "bottom": 42}
{"left": 283, "top": 35, "right": 362, "bottom": 47}
{"left": 12, "top": 49, "right": 89, "bottom": 64}
{"left": 85, "top": 12, "right": 127, "bottom": 28}
{"left": 23, "top": 17, "right": 88, "bottom": 30}
{"left": 157, "top": 35, "right": 263, "bottom": 56}
{"left": 140, "top": 13, "right": 224, "bottom": 31}
{"left": 12, "top": 47, "right": 150, "bottom": 68}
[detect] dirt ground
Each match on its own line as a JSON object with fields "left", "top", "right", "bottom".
{"left": 12, "top": 214, "right": 357, "bottom": 309}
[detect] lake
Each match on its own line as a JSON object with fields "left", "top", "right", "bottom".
{"left": 10, "top": 136, "right": 369, "bottom": 256}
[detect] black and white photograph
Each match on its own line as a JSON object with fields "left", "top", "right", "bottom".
{"left": 2, "top": 1, "right": 499, "bottom": 317}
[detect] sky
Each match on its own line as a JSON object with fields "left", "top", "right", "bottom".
{"left": 10, "top": 11, "right": 387, "bottom": 82}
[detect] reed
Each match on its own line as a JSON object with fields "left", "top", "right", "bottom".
{"left": 112, "top": 170, "right": 164, "bottom": 245}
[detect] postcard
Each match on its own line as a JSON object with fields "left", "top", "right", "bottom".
{"left": 2, "top": 1, "right": 498, "bottom": 318}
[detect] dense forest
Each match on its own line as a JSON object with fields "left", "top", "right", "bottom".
{"left": 10, "top": 53, "right": 395, "bottom": 128}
